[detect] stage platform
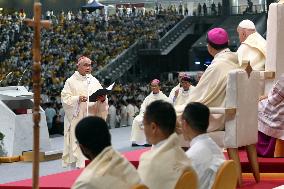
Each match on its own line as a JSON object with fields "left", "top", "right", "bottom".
{"left": 1, "top": 148, "right": 284, "bottom": 189}
{"left": 85, "top": 148, "right": 284, "bottom": 173}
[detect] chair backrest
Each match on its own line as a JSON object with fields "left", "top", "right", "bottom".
{"left": 175, "top": 169, "right": 198, "bottom": 189}
{"left": 224, "top": 69, "right": 260, "bottom": 148}
{"left": 131, "top": 184, "right": 149, "bottom": 189}
{"left": 211, "top": 160, "right": 238, "bottom": 189}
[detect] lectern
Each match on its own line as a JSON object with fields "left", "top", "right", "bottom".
{"left": 0, "top": 86, "right": 50, "bottom": 156}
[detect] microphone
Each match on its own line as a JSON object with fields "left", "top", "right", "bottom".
{"left": 0, "top": 72, "right": 13, "bottom": 86}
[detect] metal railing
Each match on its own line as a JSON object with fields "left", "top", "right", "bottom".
{"left": 94, "top": 40, "right": 139, "bottom": 82}
{"left": 231, "top": 5, "right": 266, "bottom": 15}
{"left": 139, "top": 15, "right": 191, "bottom": 51}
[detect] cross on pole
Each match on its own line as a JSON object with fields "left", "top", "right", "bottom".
{"left": 24, "top": 2, "right": 51, "bottom": 189}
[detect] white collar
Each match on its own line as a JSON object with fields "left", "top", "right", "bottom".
{"left": 189, "top": 133, "right": 208, "bottom": 147}
{"left": 152, "top": 138, "right": 167, "bottom": 150}
{"left": 214, "top": 48, "right": 231, "bottom": 59}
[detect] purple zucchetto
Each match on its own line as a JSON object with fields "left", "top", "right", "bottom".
{"left": 151, "top": 79, "right": 160, "bottom": 85}
{"left": 207, "top": 28, "right": 229, "bottom": 45}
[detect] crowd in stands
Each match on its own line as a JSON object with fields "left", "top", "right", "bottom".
{"left": 0, "top": 14, "right": 21, "bottom": 59}
{"left": 0, "top": 9, "right": 183, "bottom": 96}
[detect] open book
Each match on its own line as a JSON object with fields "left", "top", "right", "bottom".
{"left": 89, "top": 82, "right": 115, "bottom": 102}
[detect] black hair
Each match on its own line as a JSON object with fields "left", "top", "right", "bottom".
{"left": 182, "top": 102, "right": 210, "bottom": 133}
{"left": 75, "top": 116, "right": 111, "bottom": 155}
{"left": 144, "top": 100, "right": 176, "bottom": 135}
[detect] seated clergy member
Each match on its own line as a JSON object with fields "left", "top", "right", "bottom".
{"left": 175, "top": 28, "right": 239, "bottom": 131}
{"left": 130, "top": 79, "right": 171, "bottom": 146}
{"left": 138, "top": 100, "right": 193, "bottom": 189}
{"left": 181, "top": 102, "right": 225, "bottom": 189}
{"left": 237, "top": 19, "right": 266, "bottom": 70}
{"left": 257, "top": 74, "right": 284, "bottom": 157}
{"left": 72, "top": 116, "right": 141, "bottom": 189}
{"left": 173, "top": 74, "right": 195, "bottom": 107}
{"left": 168, "top": 72, "right": 186, "bottom": 103}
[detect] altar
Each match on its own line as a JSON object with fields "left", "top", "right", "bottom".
{"left": 0, "top": 86, "right": 50, "bottom": 157}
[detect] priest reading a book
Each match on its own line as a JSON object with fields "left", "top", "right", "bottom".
{"left": 61, "top": 56, "right": 109, "bottom": 168}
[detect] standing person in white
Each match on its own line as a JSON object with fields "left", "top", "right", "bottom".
{"left": 181, "top": 102, "right": 225, "bottom": 189}
{"left": 237, "top": 19, "right": 266, "bottom": 70}
{"left": 126, "top": 99, "right": 135, "bottom": 127}
{"left": 119, "top": 100, "right": 128, "bottom": 127}
{"left": 130, "top": 79, "right": 171, "bottom": 146}
{"left": 45, "top": 102, "right": 56, "bottom": 130}
{"left": 107, "top": 100, "right": 116, "bottom": 129}
{"left": 61, "top": 56, "right": 108, "bottom": 168}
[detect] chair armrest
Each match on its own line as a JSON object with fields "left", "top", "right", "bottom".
{"left": 209, "top": 107, "right": 236, "bottom": 116}
{"left": 260, "top": 71, "right": 275, "bottom": 80}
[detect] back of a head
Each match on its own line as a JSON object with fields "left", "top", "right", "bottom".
{"left": 238, "top": 19, "right": 256, "bottom": 31}
{"left": 207, "top": 27, "right": 229, "bottom": 50}
{"left": 75, "top": 116, "right": 111, "bottom": 156}
{"left": 144, "top": 100, "right": 176, "bottom": 135}
{"left": 182, "top": 102, "right": 210, "bottom": 133}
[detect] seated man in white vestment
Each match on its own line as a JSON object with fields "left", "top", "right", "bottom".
{"left": 61, "top": 56, "right": 108, "bottom": 168}
{"left": 175, "top": 28, "right": 239, "bottom": 131}
{"left": 137, "top": 100, "right": 194, "bottom": 189}
{"left": 173, "top": 74, "right": 195, "bottom": 107}
{"left": 237, "top": 19, "right": 266, "bottom": 70}
{"left": 181, "top": 102, "right": 225, "bottom": 189}
{"left": 72, "top": 116, "right": 141, "bottom": 189}
{"left": 168, "top": 72, "right": 186, "bottom": 102}
{"left": 130, "top": 79, "right": 171, "bottom": 146}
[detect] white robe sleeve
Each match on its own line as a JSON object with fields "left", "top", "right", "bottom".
{"left": 61, "top": 79, "right": 80, "bottom": 122}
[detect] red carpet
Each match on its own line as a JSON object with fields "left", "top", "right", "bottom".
{"left": 1, "top": 148, "right": 284, "bottom": 189}
{"left": 238, "top": 174, "right": 284, "bottom": 189}
{"left": 121, "top": 148, "right": 284, "bottom": 173}
{"left": 0, "top": 169, "right": 83, "bottom": 189}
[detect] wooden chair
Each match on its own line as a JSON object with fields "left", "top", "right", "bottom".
{"left": 274, "top": 139, "right": 284, "bottom": 157}
{"left": 175, "top": 169, "right": 198, "bottom": 189}
{"left": 211, "top": 160, "right": 238, "bottom": 189}
{"left": 208, "top": 67, "right": 260, "bottom": 186}
{"left": 131, "top": 184, "right": 149, "bottom": 189}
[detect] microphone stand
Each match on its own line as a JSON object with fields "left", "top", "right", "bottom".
{"left": 17, "top": 68, "right": 28, "bottom": 86}
{"left": 0, "top": 72, "right": 13, "bottom": 86}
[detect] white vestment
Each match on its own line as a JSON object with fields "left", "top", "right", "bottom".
{"left": 175, "top": 49, "right": 239, "bottom": 131}
{"left": 138, "top": 133, "right": 193, "bottom": 189}
{"left": 185, "top": 134, "right": 225, "bottom": 189}
{"left": 173, "top": 86, "right": 196, "bottom": 106}
{"left": 120, "top": 104, "right": 128, "bottom": 127}
{"left": 130, "top": 91, "right": 171, "bottom": 145}
{"left": 72, "top": 146, "right": 141, "bottom": 189}
{"left": 169, "top": 83, "right": 181, "bottom": 103}
{"left": 126, "top": 104, "right": 135, "bottom": 126}
{"left": 237, "top": 32, "right": 266, "bottom": 71}
{"left": 61, "top": 71, "right": 108, "bottom": 168}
